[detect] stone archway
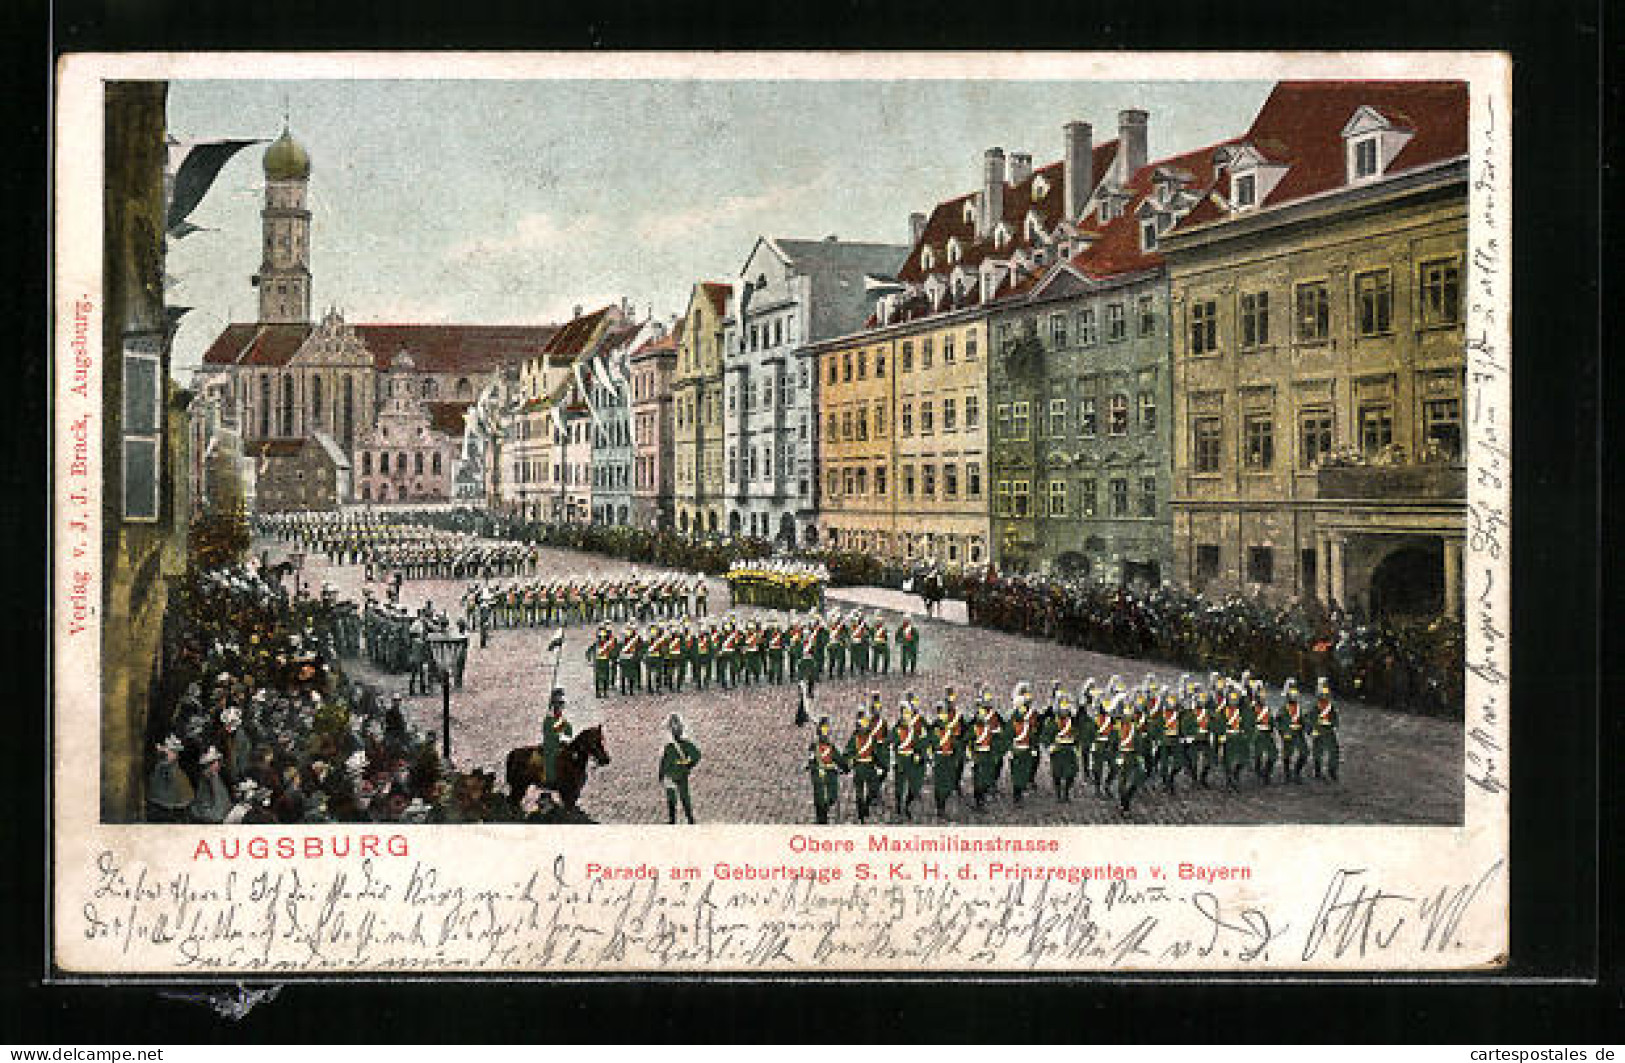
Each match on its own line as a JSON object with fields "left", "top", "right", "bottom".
{"left": 777, "top": 512, "right": 797, "bottom": 547}
{"left": 707, "top": 511, "right": 718, "bottom": 535}
{"left": 802, "top": 523, "right": 820, "bottom": 548}
{"left": 1369, "top": 540, "right": 1445, "bottom": 620}
{"left": 679, "top": 511, "right": 690, "bottom": 534}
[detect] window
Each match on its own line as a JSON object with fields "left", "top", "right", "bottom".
{"left": 1139, "top": 476, "right": 1157, "bottom": 517}
{"left": 1295, "top": 281, "right": 1330, "bottom": 342}
{"left": 1234, "top": 173, "right": 1256, "bottom": 207}
{"left": 875, "top": 466, "right": 887, "bottom": 495}
{"left": 965, "top": 333, "right": 979, "bottom": 361}
{"left": 995, "top": 481, "right": 1011, "bottom": 517}
{"left": 1137, "top": 391, "right": 1156, "bottom": 433}
{"left": 1078, "top": 478, "right": 1097, "bottom": 517}
{"left": 1193, "top": 416, "right": 1223, "bottom": 473}
{"left": 1047, "top": 479, "right": 1067, "bottom": 517}
{"left": 380, "top": 451, "right": 390, "bottom": 474}
{"left": 1359, "top": 403, "right": 1394, "bottom": 456}
{"left": 967, "top": 461, "right": 982, "bottom": 498}
{"left": 728, "top": 388, "right": 737, "bottom": 413}
{"left": 432, "top": 452, "right": 442, "bottom": 475}
{"left": 1300, "top": 410, "right": 1334, "bottom": 468}
{"left": 855, "top": 468, "right": 867, "bottom": 495}
{"left": 965, "top": 396, "right": 980, "bottom": 428}
{"left": 841, "top": 410, "right": 853, "bottom": 442}
{"left": 1050, "top": 313, "right": 1068, "bottom": 347}
{"left": 121, "top": 340, "right": 161, "bottom": 520}
{"left": 1240, "top": 291, "right": 1270, "bottom": 348}
{"left": 856, "top": 408, "right": 869, "bottom": 441}
{"left": 1012, "top": 480, "right": 1030, "bottom": 517}
{"left": 843, "top": 468, "right": 854, "bottom": 496}
{"left": 1190, "top": 299, "right": 1218, "bottom": 354}
{"left": 1420, "top": 258, "right": 1462, "bottom": 326}
{"left": 1109, "top": 478, "right": 1129, "bottom": 517}
{"left": 1141, "top": 221, "right": 1158, "bottom": 251}
{"left": 1353, "top": 138, "right": 1378, "bottom": 179}
{"left": 842, "top": 353, "right": 853, "bottom": 382}
{"left": 903, "top": 465, "right": 916, "bottom": 498}
{"left": 942, "top": 335, "right": 955, "bottom": 363}
{"left": 920, "top": 401, "right": 935, "bottom": 435}
{"left": 901, "top": 342, "right": 914, "bottom": 372}
{"left": 944, "top": 463, "right": 959, "bottom": 498}
{"left": 1247, "top": 545, "right": 1275, "bottom": 584}
{"left": 1078, "top": 307, "right": 1098, "bottom": 346}
{"left": 362, "top": 452, "right": 372, "bottom": 475}
{"left": 1137, "top": 295, "right": 1156, "bottom": 337}
{"left": 1079, "top": 396, "right": 1098, "bottom": 437}
{"left": 1107, "top": 303, "right": 1127, "bottom": 341}
{"left": 1048, "top": 398, "right": 1067, "bottom": 437}
{"left": 1355, "top": 269, "right": 1393, "bottom": 335}
{"left": 827, "top": 357, "right": 837, "bottom": 385}
{"left": 921, "top": 338, "right": 934, "bottom": 370}
{"left": 922, "top": 464, "right": 936, "bottom": 498}
{"left": 995, "top": 403, "right": 1010, "bottom": 440}
{"left": 1243, "top": 414, "right": 1275, "bottom": 470}
{"left": 943, "top": 397, "right": 957, "bottom": 432}
{"left": 1011, "top": 401, "right": 1030, "bottom": 441}
{"left": 1108, "top": 394, "right": 1129, "bottom": 436}
{"left": 1196, "top": 544, "right": 1221, "bottom": 582}
{"left": 1424, "top": 397, "right": 1463, "bottom": 459}
{"left": 901, "top": 402, "right": 914, "bottom": 436}
{"left": 856, "top": 351, "right": 868, "bottom": 380}
{"left": 827, "top": 469, "right": 839, "bottom": 497}
{"left": 728, "top": 446, "right": 738, "bottom": 483}
{"left": 875, "top": 350, "right": 887, "bottom": 376}
{"left": 414, "top": 452, "right": 424, "bottom": 475}
{"left": 826, "top": 412, "right": 837, "bottom": 442}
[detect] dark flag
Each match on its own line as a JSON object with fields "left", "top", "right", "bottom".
{"left": 547, "top": 628, "right": 565, "bottom": 652}
{"left": 166, "top": 138, "right": 262, "bottom": 237}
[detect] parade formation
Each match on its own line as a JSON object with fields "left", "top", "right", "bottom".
{"left": 797, "top": 671, "right": 1341, "bottom": 824}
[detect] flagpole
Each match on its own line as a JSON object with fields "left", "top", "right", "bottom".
{"left": 548, "top": 628, "right": 566, "bottom": 692}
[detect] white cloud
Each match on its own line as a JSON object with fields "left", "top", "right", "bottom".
{"left": 639, "top": 177, "right": 832, "bottom": 245}
{"left": 445, "top": 212, "right": 604, "bottom": 264}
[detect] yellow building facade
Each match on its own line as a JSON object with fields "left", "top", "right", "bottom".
{"left": 673, "top": 282, "right": 729, "bottom": 536}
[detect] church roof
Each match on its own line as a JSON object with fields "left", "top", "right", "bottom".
{"left": 425, "top": 401, "right": 472, "bottom": 437}
{"left": 200, "top": 322, "right": 561, "bottom": 374}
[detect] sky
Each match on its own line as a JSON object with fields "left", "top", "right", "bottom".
{"left": 165, "top": 78, "right": 1274, "bottom": 381}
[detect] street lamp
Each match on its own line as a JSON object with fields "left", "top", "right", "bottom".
{"left": 426, "top": 630, "right": 470, "bottom": 763}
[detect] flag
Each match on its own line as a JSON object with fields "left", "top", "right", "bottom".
{"left": 863, "top": 273, "right": 905, "bottom": 296}
{"left": 166, "top": 138, "right": 262, "bottom": 237}
{"left": 572, "top": 360, "right": 605, "bottom": 430}
{"left": 547, "top": 628, "right": 565, "bottom": 653}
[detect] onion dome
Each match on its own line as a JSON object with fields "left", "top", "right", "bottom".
{"left": 263, "top": 126, "right": 311, "bottom": 181}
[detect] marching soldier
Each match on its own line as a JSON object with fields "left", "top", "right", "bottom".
{"left": 618, "top": 625, "right": 644, "bottom": 696}
{"left": 1185, "top": 688, "right": 1218, "bottom": 788}
{"left": 929, "top": 701, "right": 966, "bottom": 820}
{"left": 668, "top": 624, "right": 691, "bottom": 693}
{"left": 765, "top": 622, "right": 786, "bottom": 685}
{"left": 1310, "top": 676, "right": 1340, "bottom": 781}
{"left": 1277, "top": 679, "right": 1311, "bottom": 783}
{"left": 589, "top": 625, "right": 616, "bottom": 698}
{"left": 871, "top": 616, "right": 891, "bottom": 675}
{"left": 694, "top": 624, "right": 715, "bottom": 690}
{"left": 1041, "top": 694, "right": 1080, "bottom": 802}
{"left": 806, "top": 717, "right": 850, "bottom": 824}
{"left": 846, "top": 706, "right": 890, "bottom": 824}
{"left": 828, "top": 616, "right": 849, "bottom": 679}
{"left": 896, "top": 617, "right": 919, "bottom": 676}
{"left": 1250, "top": 680, "right": 1278, "bottom": 785}
{"left": 1156, "top": 689, "right": 1187, "bottom": 794}
{"left": 890, "top": 699, "right": 928, "bottom": 821}
{"left": 969, "top": 700, "right": 1006, "bottom": 811}
{"left": 1219, "top": 688, "right": 1250, "bottom": 790}
{"left": 1006, "top": 692, "right": 1039, "bottom": 805}
{"left": 850, "top": 615, "right": 871, "bottom": 675}
{"left": 1088, "top": 697, "right": 1115, "bottom": 795}
{"left": 1112, "top": 696, "right": 1148, "bottom": 814}
{"left": 659, "top": 714, "right": 702, "bottom": 824}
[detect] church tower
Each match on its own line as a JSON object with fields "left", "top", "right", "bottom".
{"left": 253, "top": 123, "right": 312, "bottom": 325}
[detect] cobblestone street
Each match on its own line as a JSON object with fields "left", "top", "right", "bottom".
{"left": 275, "top": 538, "right": 1464, "bottom": 827}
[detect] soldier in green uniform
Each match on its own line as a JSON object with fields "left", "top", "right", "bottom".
{"left": 693, "top": 577, "right": 708, "bottom": 618}
{"left": 765, "top": 622, "right": 786, "bottom": 685}
{"left": 618, "top": 624, "right": 644, "bottom": 696}
{"left": 896, "top": 618, "right": 919, "bottom": 676}
{"left": 1276, "top": 679, "right": 1311, "bottom": 783}
{"left": 845, "top": 706, "right": 889, "bottom": 824}
{"left": 810, "top": 615, "right": 829, "bottom": 681}
{"left": 797, "top": 637, "right": 819, "bottom": 697}
{"left": 891, "top": 699, "right": 928, "bottom": 821}
{"left": 1111, "top": 697, "right": 1148, "bottom": 813}
{"left": 928, "top": 702, "right": 965, "bottom": 820}
{"left": 716, "top": 622, "right": 739, "bottom": 689}
{"left": 743, "top": 622, "right": 764, "bottom": 686}
{"left": 871, "top": 617, "right": 891, "bottom": 675}
{"left": 1249, "top": 680, "right": 1278, "bottom": 784}
{"left": 1219, "top": 687, "right": 1251, "bottom": 790}
{"left": 644, "top": 626, "right": 667, "bottom": 693}
{"left": 1087, "top": 699, "right": 1115, "bottom": 795}
{"left": 1006, "top": 691, "right": 1039, "bottom": 805}
{"left": 1310, "top": 676, "right": 1340, "bottom": 781}
{"left": 850, "top": 615, "right": 870, "bottom": 675}
{"left": 1185, "top": 687, "right": 1218, "bottom": 788}
{"left": 828, "top": 617, "right": 849, "bottom": 680}
{"left": 1041, "top": 694, "right": 1080, "bottom": 802}
{"left": 968, "top": 700, "right": 1006, "bottom": 811}
{"left": 806, "top": 717, "right": 850, "bottom": 824}
{"left": 589, "top": 624, "right": 617, "bottom": 698}
{"left": 1155, "top": 689, "right": 1187, "bottom": 794}
{"left": 659, "top": 714, "right": 702, "bottom": 824}
{"left": 672, "top": 624, "right": 693, "bottom": 693}
{"left": 540, "top": 688, "right": 573, "bottom": 784}
{"left": 694, "top": 624, "right": 715, "bottom": 690}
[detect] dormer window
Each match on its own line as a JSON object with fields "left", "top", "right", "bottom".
{"left": 920, "top": 246, "right": 936, "bottom": 271}
{"left": 962, "top": 201, "right": 977, "bottom": 226}
{"left": 1234, "top": 173, "right": 1257, "bottom": 208}
{"left": 1340, "top": 105, "right": 1415, "bottom": 184}
{"left": 1025, "top": 214, "right": 1044, "bottom": 243}
{"left": 947, "top": 237, "right": 962, "bottom": 265}
{"left": 993, "top": 222, "right": 1012, "bottom": 250}
{"left": 1353, "top": 137, "right": 1379, "bottom": 178}
{"left": 1141, "top": 220, "right": 1159, "bottom": 252}
{"left": 1031, "top": 174, "right": 1051, "bottom": 199}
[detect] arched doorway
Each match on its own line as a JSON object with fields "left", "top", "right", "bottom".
{"left": 1369, "top": 541, "right": 1444, "bottom": 619}
{"left": 679, "top": 511, "right": 690, "bottom": 534}
{"left": 803, "top": 523, "right": 819, "bottom": 548}
{"left": 777, "top": 512, "right": 796, "bottom": 547}
{"left": 1054, "top": 550, "right": 1090, "bottom": 578}
{"left": 728, "top": 511, "right": 742, "bottom": 536}
{"left": 707, "top": 511, "right": 718, "bottom": 535}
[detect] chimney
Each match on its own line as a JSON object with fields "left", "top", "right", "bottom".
{"left": 572, "top": 304, "right": 582, "bottom": 319}
{"left": 1064, "top": 120, "right": 1094, "bottom": 221}
{"left": 909, "top": 211, "right": 927, "bottom": 245}
{"left": 1117, "top": 109, "right": 1148, "bottom": 184}
{"left": 979, "top": 147, "right": 1006, "bottom": 241}
{"left": 1009, "top": 151, "right": 1033, "bottom": 186}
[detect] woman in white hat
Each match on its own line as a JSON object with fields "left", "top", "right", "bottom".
{"left": 188, "top": 747, "right": 231, "bottom": 824}
{"left": 146, "top": 735, "right": 194, "bottom": 823}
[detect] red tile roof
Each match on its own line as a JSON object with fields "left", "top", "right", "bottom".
{"left": 698, "top": 282, "right": 730, "bottom": 317}
{"left": 897, "top": 140, "right": 1120, "bottom": 286}
{"left": 200, "top": 322, "right": 561, "bottom": 373}
{"left": 541, "top": 306, "right": 613, "bottom": 358}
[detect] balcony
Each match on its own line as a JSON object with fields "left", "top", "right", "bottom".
{"left": 1316, "top": 461, "right": 1465, "bottom": 501}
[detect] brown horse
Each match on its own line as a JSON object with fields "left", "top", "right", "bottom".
{"left": 504, "top": 725, "right": 610, "bottom": 813}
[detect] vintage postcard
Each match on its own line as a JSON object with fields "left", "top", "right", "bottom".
{"left": 51, "top": 51, "right": 1511, "bottom": 975}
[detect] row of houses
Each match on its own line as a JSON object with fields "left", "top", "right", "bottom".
{"left": 193, "top": 79, "right": 1469, "bottom": 621}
